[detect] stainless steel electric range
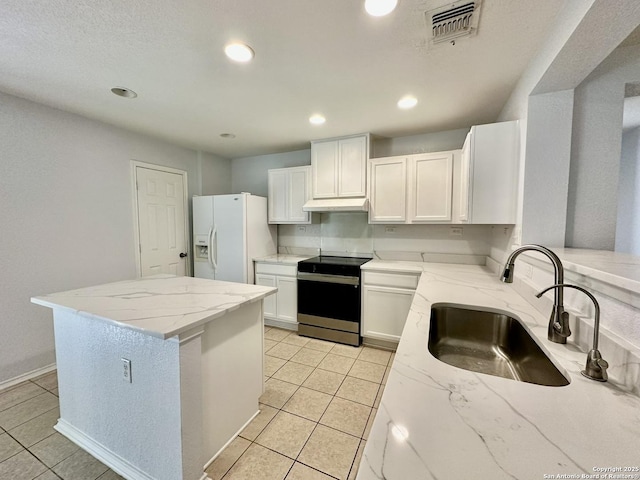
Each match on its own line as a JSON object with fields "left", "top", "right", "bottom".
{"left": 297, "top": 255, "right": 372, "bottom": 346}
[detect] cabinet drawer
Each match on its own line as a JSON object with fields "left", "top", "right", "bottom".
{"left": 255, "top": 262, "right": 297, "bottom": 277}
{"left": 362, "top": 271, "right": 419, "bottom": 289}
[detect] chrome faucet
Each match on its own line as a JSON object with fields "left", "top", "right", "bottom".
{"left": 501, "top": 245, "right": 571, "bottom": 344}
{"left": 536, "top": 284, "right": 608, "bottom": 382}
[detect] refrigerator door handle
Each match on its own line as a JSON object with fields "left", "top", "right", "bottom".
{"left": 211, "top": 225, "right": 218, "bottom": 270}
{"left": 207, "top": 226, "right": 214, "bottom": 268}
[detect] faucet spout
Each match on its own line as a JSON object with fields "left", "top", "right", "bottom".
{"left": 501, "top": 245, "right": 570, "bottom": 343}
{"left": 536, "top": 284, "right": 608, "bottom": 382}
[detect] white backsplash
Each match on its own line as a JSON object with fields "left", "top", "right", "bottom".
{"left": 278, "top": 213, "right": 499, "bottom": 262}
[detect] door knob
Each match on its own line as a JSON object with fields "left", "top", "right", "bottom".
{"left": 179, "top": 252, "right": 188, "bottom": 258}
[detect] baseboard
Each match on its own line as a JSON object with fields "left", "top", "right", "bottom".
{"left": 0, "top": 363, "right": 56, "bottom": 392}
{"left": 55, "top": 419, "right": 157, "bottom": 480}
{"left": 264, "top": 318, "right": 297, "bottom": 331}
{"left": 362, "top": 337, "right": 398, "bottom": 351}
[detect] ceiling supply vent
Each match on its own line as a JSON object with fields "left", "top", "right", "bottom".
{"left": 426, "top": 1, "right": 481, "bottom": 47}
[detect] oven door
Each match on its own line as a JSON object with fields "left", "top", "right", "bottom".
{"left": 297, "top": 272, "right": 361, "bottom": 345}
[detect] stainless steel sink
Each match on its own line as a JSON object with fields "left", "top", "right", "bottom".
{"left": 428, "top": 304, "right": 569, "bottom": 387}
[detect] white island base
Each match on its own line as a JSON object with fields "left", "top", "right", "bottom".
{"left": 32, "top": 276, "right": 275, "bottom": 480}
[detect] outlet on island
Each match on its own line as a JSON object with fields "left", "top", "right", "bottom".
{"left": 450, "top": 227, "right": 463, "bottom": 236}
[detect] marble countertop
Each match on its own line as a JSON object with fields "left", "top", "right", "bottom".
{"left": 253, "top": 254, "right": 314, "bottom": 265}
{"left": 31, "top": 275, "right": 277, "bottom": 339}
{"left": 358, "top": 263, "right": 640, "bottom": 480}
{"left": 361, "top": 259, "right": 425, "bottom": 273}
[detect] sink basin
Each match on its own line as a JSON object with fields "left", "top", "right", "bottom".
{"left": 428, "top": 304, "right": 569, "bottom": 387}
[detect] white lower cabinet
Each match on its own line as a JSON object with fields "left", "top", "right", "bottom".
{"left": 255, "top": 262, "right": 298, "bottom": 329}
{"left": 361, "top": 270, "right": 420, "bottom": 343}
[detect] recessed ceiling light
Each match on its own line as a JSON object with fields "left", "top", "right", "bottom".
{"left": 111, "top": 87, "right": 137, "bottom": 98}
{"left": 309, "top": 114, "right": 326, "bottom": 125}
{"left": 220, "top": 133, "right": 236, "bottom": 139}
{"left": 397, "top": 95, "right": 418, "bottom": 109}
{"left": 224, "top": 43, "right": 254, "bottom": 63}
{"left": 365, "top": 0, "right": 398, "bottom": 17}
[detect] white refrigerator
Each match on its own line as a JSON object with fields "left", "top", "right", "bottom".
{"left": 193, "top": 193, "right": 277, "bottom": 283}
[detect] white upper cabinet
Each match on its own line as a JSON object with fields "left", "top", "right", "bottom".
{"left": 368, "top": 151, "right": 456, "bottom": 224}
{"left": 267, "top": 166, "right": 312, "bottom": 224}
{"left": 311, "top": 134, "right": 369, "bottom": 198}
{"left": 459, "top": 120, "right": 519, "bottom": 224}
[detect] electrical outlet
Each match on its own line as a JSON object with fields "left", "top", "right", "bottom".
{"left": 122, "top": 358, "right": 132, "bottom": 383}
{"left": 385, "top": 226, "right": 396, "bottom": 234}
{"left": 297, "top": 226, "right": 306, "bottom": 233}
{"left": 450, "top": 227, "right": 463, "bottom": 236}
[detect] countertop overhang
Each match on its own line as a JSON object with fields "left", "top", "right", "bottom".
{"left": 358, "top": 262, "right": 640, "bottom": 480}
{"left": 31, "top": 274, "right": 277, "bottom": 339}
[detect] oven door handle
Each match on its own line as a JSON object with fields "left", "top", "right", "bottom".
{"left": 297, "top": 272, "right": 359, "bottom": 286}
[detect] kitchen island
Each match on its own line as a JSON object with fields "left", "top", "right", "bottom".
{"left": 31, "top": 274, "right": 276, "bottom": 480}
{"left": 358, "top": 262, "right": 640, "bottom": 480}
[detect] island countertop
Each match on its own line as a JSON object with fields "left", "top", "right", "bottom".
{"left": 358, "top": 263, "right": 640, "bottom": 480}
{"left": 31, "top": 274, "right": 277, "bottom": 339}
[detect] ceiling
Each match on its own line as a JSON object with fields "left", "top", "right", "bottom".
{"left": 0, "top": 0, "right": 564, "bottom": 159}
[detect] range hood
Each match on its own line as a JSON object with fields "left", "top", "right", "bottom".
{"left": 302, "top": 197, "right": 369, "bottom": 212}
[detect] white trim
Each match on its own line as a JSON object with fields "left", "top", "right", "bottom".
{"left": 0, "top": 363, "right": 56, "bottom": 391}
{"left": 131, "top": 161, "right": 191, "bottom": 278}
{"left": 264, "top": 318, "right": 297, "bottom": 331}
{"left": 202, "top": 409, "right": 260, "bottom": 470}
{"left": 55, "top": 419, "right": 157, "bottom": 480}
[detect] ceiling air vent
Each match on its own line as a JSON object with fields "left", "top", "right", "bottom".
{"left": 426, "top": 1, "right": 481, "bottom": 47}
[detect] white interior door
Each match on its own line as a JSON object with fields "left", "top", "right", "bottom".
{"left": 135, "top": 166, "right": 188, "bottom": 277}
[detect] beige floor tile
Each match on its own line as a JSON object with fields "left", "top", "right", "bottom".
{"left": 302, "top": 369, "right": 345, "bottom": 396}
{"left": 264, "top": 339, "right": 278, "bottom": 352}
{"left": 317, "top": 354, "right": 355, "bottom": 375}
{"left": 32, "top": 372, "right": 58, "bottom": 392}
{"left": 286, "top": 462, "right": 335, "bottom": 480}
{"left": 239, "top": 404, "right": 278, "bottom": 441}
{"left": 97, "top": 470, "right": 126, "bottom": 480}
{"left": 51, "top": 389, "right": 59, "bottom": 397}
{"left": 265, "top": 326, "right": 273, "bottom": 332}
{"left": 8, "top": 407, "right": 59, "bottom": 447}
{"left": 336, "top": 377, "right": 379, "bottom": 407}
{"left": 255, "top": 411, "right": 316, "bottom": 459}
{"left": 357, "top": 347, "right": 392, "bottom": 366}
{"left": 374, "top": 385, "right": 384, "bottom": 408}
{"left": 303, "top": 339, "right": 335, "bottom": 353}
{"left": 0, "top": 450, "right": 47, "bottom": 480}
{"left": 319, "top": 397, "right": 371, "bottom": 438}
{"left": 265, "top": 328, "right": 291, "bottom": 342}
{"left": 347, "top": 360, "right": 385, "bottom": 384}
{"left": 259, "top": 378, "right": 299, "bottom": 409}
{"left": 329, "top": 344, "right": 363, "bottom": 359}
{"left": 265, "top": 355, "right": 287, "bottom": 376}
{"left": 348, "top": 440, "right": 366, "bottom": 480}
{"left": 363, "top": 408, "right": 377, "bottom": 440}
{"left": 206, "top": 436, "right": 251, "bottom": 480}
{"left": 389, "top": 352, "right": 396, "bottom": 365}
{"left": 281, "top": 333, "right": 310, "bottom": 347}
{"left": 30, "top": 432, "right": 80, "bottom": 468}
{"left": 0, "top": 432, "right": 23, "bottom": 462}
{"left": 272, "top": 362, "right": 314, "bottom": 386}
{"left": 36, "top": 470, "right": 62, "bottom": 480}
{"left": 289, "top": 348, "right": 328, "bottom": 368}
{"left": 298, "top": 425, "right": 360, "bottom": 480}
{"left": 282, "top": 387, "right": 332, "bottom": 422}
{"left": 223, "top": 443, "right": 293, "bottom": 480}
{"left": 268, "top": 343, "right": 303, "bottom": 361}
{"left": 52, "top": 448, "right": 108, "bottom": 480}
{"left": 0, "top": 392, "right": 59, "bottom": 430}
{"left": 0, "top": 382, "right": 46, "bottom": 412}
{"left": 382, "top": 366, "right": 391, "bottom": 384}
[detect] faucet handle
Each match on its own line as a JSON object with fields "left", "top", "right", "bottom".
{"left": 582, "top": 349, "right": 608, "bottom": 382}
{"left": 553, "top": 310, "right": 572, "bottom": 338}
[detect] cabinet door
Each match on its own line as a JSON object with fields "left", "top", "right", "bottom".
{"left": 267, "top": 170, "right": 289, "bottom": 223}
{"left": 288, "top": 167, "right": 311, "bottom": 224}
{"left": 276, "top": 276, "right": 297, "bottom": 323}
{"left": 338, "top": 136, "right": 367, "bottom": 197}
{"left": 255, "top": 273, "right": 277, "bottom": 319}
{"left": 409, "top": 153, "right": 453, "bottom": 222}
{"left": 368, "top": 158, "right": 407, "bottom": 223}
{"left": 459, "top": 133, "right": 471, "bottom": 223}
{"left": 312, "top": 140, "right": 339, "bottom": 198}
{"left": 362, "top": 286, "right": 414, "bottom": 342}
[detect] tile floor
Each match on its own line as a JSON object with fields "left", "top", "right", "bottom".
{"left": 0, "top": 327, "right": 392, "bottom": 480}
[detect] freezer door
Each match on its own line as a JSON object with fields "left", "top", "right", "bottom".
{"left": 212, "top": 195, "right": 247, "bottom": 283}
{"left": 193, "top": 196, "right": 214, "bottom": 237}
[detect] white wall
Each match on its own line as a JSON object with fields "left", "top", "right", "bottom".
{"left": 0, "top": 91, "right": 230, "bottom": 384}
{"left": 200, "top": 151, "right": 232, "bottom": 195}
{"left": 371, "top": 128, "right": 469, "bottom": 158}
{"left": 231, "top": 149, "right": 311, "bottom": 196}
{"left": 616, "top": 127, "right": 640, "bottom": 255}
